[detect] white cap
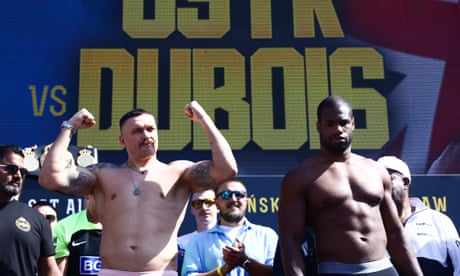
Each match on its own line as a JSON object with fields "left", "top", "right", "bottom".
{"left": 377, "top": 156, "right": 411, "bottom": 183}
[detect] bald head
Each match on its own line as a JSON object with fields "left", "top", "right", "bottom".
{"left": 317, "top": 95, "right": 353, "bottom": 121}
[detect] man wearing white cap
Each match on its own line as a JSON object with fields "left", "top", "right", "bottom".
{"left": 378, "top": 156, "right": 460, "bottom": 275}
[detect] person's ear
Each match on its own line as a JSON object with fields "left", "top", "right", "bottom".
{"left": 119, "top": 135, "right": 125, "bottom": 147}
{"left": 403, "top": 178, "right": 410, "bottom": 187}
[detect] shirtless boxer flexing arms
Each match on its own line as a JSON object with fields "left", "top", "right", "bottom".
{"left": 39, "top": 101, "right": 237, "bottom": 275}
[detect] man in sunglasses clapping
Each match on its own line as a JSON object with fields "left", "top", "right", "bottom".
{"left": 181, "top": 178, "right": 278, "bottom": 276}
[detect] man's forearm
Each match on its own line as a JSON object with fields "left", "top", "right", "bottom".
{"left": 199, "top": 115, "right": 238, "bottom": 178}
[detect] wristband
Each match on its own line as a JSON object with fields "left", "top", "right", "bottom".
{"left": 216, "top": 266, "right": 224, "bottom": 276}
{"left": 61, "top": 120, "right": 76, "bottom": 135}
{"left": 242, "top": 258, "right": 251, "bottom": 270}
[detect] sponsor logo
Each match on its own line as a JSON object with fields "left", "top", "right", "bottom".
{"left": 71, "top": 240, "right": 87, "bottom": 247}
{"left": 80, "top": 256, "right": 101, "bottom": 275}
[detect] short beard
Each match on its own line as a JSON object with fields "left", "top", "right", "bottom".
{"left": 321, "top": 137, "right": 352, "bottom": 154}
{"left": 220, "top": 211, "right": 244, "bottom": 224}
{"left": 1, "top": 184, "right": 19, "bottom": 197}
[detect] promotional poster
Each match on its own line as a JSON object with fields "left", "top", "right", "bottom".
{"left": 1, "top": 0, "right": 459, "bottom": 231}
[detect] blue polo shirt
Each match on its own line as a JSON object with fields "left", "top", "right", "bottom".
{"left": 182, "top": 218, "right": 278, "bottom": 276}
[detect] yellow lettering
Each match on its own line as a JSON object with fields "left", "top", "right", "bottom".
{"left": 78, "top": 49, "right": 134, "bottom": 150}
{"left": 251, "top": 48, "right": 307, "bottom": 149}
{"left": 77, "top": 47, "right": 390, "bottom": 151}
{"left": 49, "top": 85, "right": 67, "bottom": 116}
{"left": 306, "top": 48, "right": 330, "bottom": 149}
{"left": 136, "top": 49, "right": 158, "bottom": 112}
{"left": 178, "top": 0, "right": 230, "bottom": 38}
{"left": 192, "top": 49, "right": 250, "bottom": 150}
{"left": 293, "top": 0, "right": 343, "bottom": 38}
{"left": 270, "top": 197, "right": 279, "bottom": 212}
{"left": 330, "top": 47, "right": 388, "bottom": 149}
{"left": 29, "top": 85, "right": 49, "bottom": 116}
{"left": 157, "top": 49, "right": 192, "bottom": 150}
{"left": 432, "top": 196, "right": 447, "bottom": 212}
{"left": 122, "top": 0, "right": 175, "bottom": 39}
{"left": 421, "top": 196, "right": 431, "bottom": 208}
{"left": 247, "top": 194, "right": 256, "bottom": 213}
{"left": 250, "top": 0, "right": 272, "bottom": 38}
{"left": 259, "top": 197, "right": 269, "bottom": 213}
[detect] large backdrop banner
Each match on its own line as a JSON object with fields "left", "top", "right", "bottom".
{"left": 1, "top": 0, "right": 460, "bottom": 175}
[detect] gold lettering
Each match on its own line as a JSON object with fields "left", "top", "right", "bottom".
{"left": 192, "top": 49, "right": 250, "bottom": 150}
{"left": 76, "top": 47, "right": 390, "bottom": 151}
{"left": 247, "top": 194, "right": 256, "bottom": 213}
{"left": 251, "top": 48, "right": 307, "bottom": 149}
{"left": 136, "top": 49, "right": 159, "bottom": 113}
{"left": 259, "top": 197, "right": 269, "bottom": 213}
{"left": 421, "top": 196, "right": 431, "bottom": 208}
{"left": 292, "top": 0, "right": 343, "bottom": 38}
{"left": 330, "top": 47, "right": 388, "bottom": 149}
{"left": 250, "top": 0, "right": 272, "bottom": 38}
{"left": 122, "top": 0, "right": 175, "bottom": 39}
{"left": 306, "top": 48, "right": 330, "bottom": 149}
{"left": 78, "top": 49, "right": 135, "bottom": 150}
{"left": 178, "top": 0, "right": 230, "bottom": 38}
{"left": 157, "top": 49, "right": 192, "bottom": 150}
{"left": 49, "top": 85, "right": 67, "bottom": 116}
{"left": 270, "top": 197, "right": 279, "bottom": 212}
{"left": 431, "top": 196, "right": 447, "bottom": 212}
{"left": 30, "top": 85, "right": 49, "bottom": 116}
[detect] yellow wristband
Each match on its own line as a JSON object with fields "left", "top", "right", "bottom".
{"left": 216, "top": 266, "right": 224, "bottom": 276}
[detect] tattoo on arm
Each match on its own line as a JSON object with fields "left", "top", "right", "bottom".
{"left": 190, "top": 163, "right": 215, "bottom": 188}
{"left": 59, "top": 170, "right": 95, "bottom": 196}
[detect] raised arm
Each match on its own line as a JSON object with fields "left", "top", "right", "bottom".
{"left": 278, "top": 168, "right": 308, "bottom": 276}
{"left": 38, "top": 109, "right": 97, "bottom": 196}
{"left": 182, "top": 101, "right": 238, "bottom": 190}
{"left": 379, "top": 171, "right": 423, "bottom": 276}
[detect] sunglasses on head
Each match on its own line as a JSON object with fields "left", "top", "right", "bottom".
{"left": 191, "top": 198, "right": 215, "bottom": 209}
{"left": 217, "top": 190, "right": 247, "bottom": 200}
{"left": 0, "top": 164, "right": 27, "bottom": 178}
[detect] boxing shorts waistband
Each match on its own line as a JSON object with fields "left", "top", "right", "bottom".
{"left": 317, "top": 257, "right": 394, "bottom": 274}
{"left": 98, "top": 268, "right": 178, "bottom": 276}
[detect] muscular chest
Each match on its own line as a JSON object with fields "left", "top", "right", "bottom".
{"left": 308, "top": 163, "right": 384, "bottom": 209}
{"left": 97, "top": 169, "right": 189, "bottom": 216}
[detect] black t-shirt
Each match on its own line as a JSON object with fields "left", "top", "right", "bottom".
{"left": 67, "top": 229, "right": 102, "bottom": 276}
{"left": 0, "top": 200, "right": 55, "bottom": 276}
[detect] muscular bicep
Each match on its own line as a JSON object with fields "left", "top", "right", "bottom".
{"left": 182, "top": 160, "right": 217, "bottom": 191}
{"left": 58, "top": 166, "right": 97, "bottom": 196}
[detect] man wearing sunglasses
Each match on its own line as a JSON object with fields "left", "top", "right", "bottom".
{"left": 177, "top": 189, "right": 219, "bottom": 274}
{"left": 182, "top": 178, "right": 278, "bottom": 275}
{"left": 0, "top": 144, "right": 60, "bottom": 276}
{"left": 39, "top": 101, "right": 238, "bottom": 275}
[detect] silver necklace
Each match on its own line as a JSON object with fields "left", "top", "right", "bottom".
{"left": 126, "top": 164, "right": 147, "bottom": 196}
